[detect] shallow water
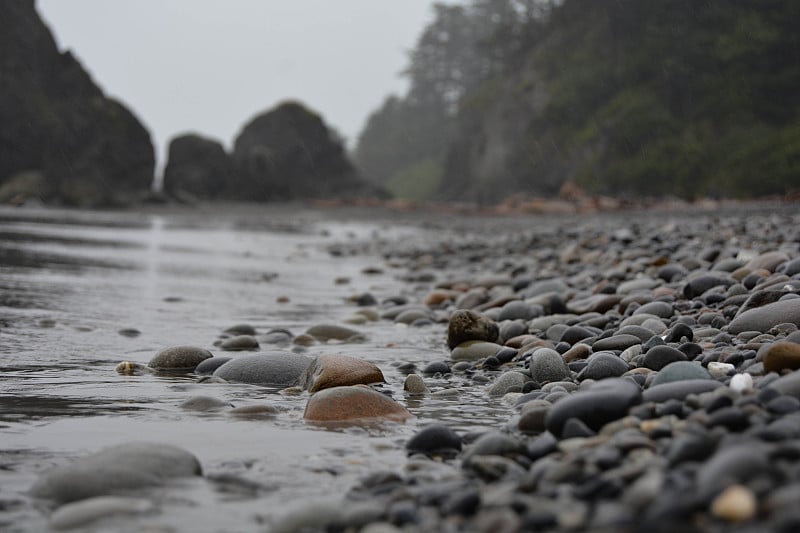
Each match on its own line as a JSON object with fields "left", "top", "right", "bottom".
{"left": 0, "top": 205, "right": 512, "bottom": 532}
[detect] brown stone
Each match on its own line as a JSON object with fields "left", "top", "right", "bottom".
{"left": 562, "top": 343, "right": 592, "bottom": 363}
{"left": 423, "top": 289, "right": 459, "bottom": 307}
{"left": 303, "top": 385, "right": 412, "bottom": 422}
{"left": 447, "top": 310, "right": 499, "bottom": 350}
{"left": 763, "top": 342, "right": 800, "bottom": 373}
{"left": 300, "top": 354, "right": 385, "bottom": 393}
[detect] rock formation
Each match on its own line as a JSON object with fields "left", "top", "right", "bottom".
{"left": 0, "top": 0, "right": 154, "bottom": 206}
{"left": 230, "top": 101, "right": 381, "bottom": 201}
{"left": 163, "top": 133, "right": 233, "bottom": 201}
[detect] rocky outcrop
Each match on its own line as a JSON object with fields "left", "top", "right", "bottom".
{"left": 163, "top": 133, "right": 233, "bottom": 201}
{"left": 0, "top": 1, "right": 154, "bottom": 206}
{"left": 230, "top": 101, "right": 382, "bottom": 201}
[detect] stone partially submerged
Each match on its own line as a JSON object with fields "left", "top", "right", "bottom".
{"left": 213, "top": 352, "right": 313, "bottom": 386}
{"left": 299, "top": 354, "right": 385, "bottom": 393}
{"left": 31, "top": 442, "right": 201, "bottom": 504}
{"left": 303, "top": 385, "right": 412, "bottom": 423}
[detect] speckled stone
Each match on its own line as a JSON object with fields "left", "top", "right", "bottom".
{"left": 300, "top": 354, "right": 385, "bottom": 393}
{"left": 148, "top": 345, "right": 212, "bottom": 371}
{"left": 447, "top": 310, "right": 499, "bottom": 349}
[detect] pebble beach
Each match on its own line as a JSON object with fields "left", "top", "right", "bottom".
{"left": 4, "top": 202, "right": 800, "bottom": 532}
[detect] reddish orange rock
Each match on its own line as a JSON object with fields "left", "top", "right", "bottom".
{"left": 300, "top": 354, "right": 385, "bottom": 393}
{"left": 303, "top": 385, "right": 412, "bottom": 422}
{"left": 423, "top": 289, "right": 459, "bottom": 307}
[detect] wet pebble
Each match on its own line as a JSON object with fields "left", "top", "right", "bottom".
{"left": 406, "top": 424, "right": 462, "bottom": 458}
{"left": 148, "top": 345, "right": 212, "bottom": 371}
{"left": 303, "top": 385, "right": 412, "bottom": 423}
{"left": 213, "top": 352, "right": 313, "bottom": 386}
{"left": 300, "top": 354, "right": 385, "bottom": 393}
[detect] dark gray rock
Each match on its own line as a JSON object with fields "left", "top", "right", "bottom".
{"left": 650, "top": 361, "right": 712, "bottom": 386}
{"left": 544, "top": 378, "right": 642, "bottom": 438}
{"left": 633, "top": 301, "right": 674, "bottom": 319}
{"left": 578, "top": 352, "right": 630, "bottom": 380}
{"left": 194, "top": 357, "right": 232, "bottom": 375}
{"left": 641, "top": 345, "right": 688, "bottom": 371}
{"left": 642, "top": 379, "right": 723, "bottom": 403}
{"left": 213, "top": 352, "right": 313, "bottom": 386}
{"left": 406, "top": 424, "right": 462, "bottom": 457}
{"left": 592, "top": 334, "right": 642, "bottom": 352}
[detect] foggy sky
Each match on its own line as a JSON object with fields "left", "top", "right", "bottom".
{"left": 37, "top": 1, "right": 446, "bottom": 172}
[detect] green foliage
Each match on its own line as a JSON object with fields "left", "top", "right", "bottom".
{"left": 357, "top": 0, "right": 800, "bottom": 201}
{"left": 385, "top": 157, "right": 444, "bottom": 201}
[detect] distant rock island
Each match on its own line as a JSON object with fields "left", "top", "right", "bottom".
{"left": 165, "top": 101, "right": 384, "bottom": 203}
{"left": 0, "top": 0, "right": 155, "bottom": 207}
{"left": 1, "top": 1, "right": 381, "bottom": 207}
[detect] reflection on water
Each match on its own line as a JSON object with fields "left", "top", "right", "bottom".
{"left": 0, "top": 205, "right": 513, "bottom": 531}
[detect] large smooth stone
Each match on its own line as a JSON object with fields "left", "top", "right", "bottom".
{"left": 299, "top": 354, "right": 385, "bottom": 393}
{"left": 650, "top": 361, "right": 712, "bottom": 386}
{"left": 305, "top": 324, "right": 363, "bottom": 342}
{"left": 592, "top": 334, "right": 642, "bottom": 352}
{"left": 728, "top": 299, "right": 800, "bottom": 334}
{"left": 763, "top": 342, "right": 800, "bottom": 373}
{"left": 642, "top": 379, "right": 723, "bottom": 403}
{"left": 529, "top": 348, "right": 571, "bottom": 383}
{"left": 633, "top": 301, "right": 674, "bottom": 319}
{"left": 642, "top": 345, "right": 688, "bottom": 371}
{"left": 213, "top": 352, "right": 313, "bottom": 386}
{"left": 544, "top": 378, "right": 642, "bottom": 438}
{"left": 578, "top": 352, "right": 630, "bottom": 380}
{"left": 745, "top": 251, "right": 790, "bottom": 273}
{"left": 31, "top": 442, "right": 201, "bottom": 504}
{"left": 447, "top": 309, "right": 499, "bottom": 349}
{"left": 148, "top": 345, "right": 212, "bottom": 371}
{"left": 303, "top": 385, "right": 412, "bottom": 422}
{"left": 451, "top": 340, "right": 503, "bottom": 361}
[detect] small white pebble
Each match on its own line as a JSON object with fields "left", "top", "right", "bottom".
{"left": 729, "top": 373, "right": 753, "bottom": 393}
{"left": 708, "top": 362, "right": 735, "bottom": 379}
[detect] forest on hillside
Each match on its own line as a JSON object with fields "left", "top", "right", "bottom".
{"left": 354, "top": 0, "right": 800, "bottom": 203}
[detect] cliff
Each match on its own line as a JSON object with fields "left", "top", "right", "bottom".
{"left": 0, "top": 0, "right": 154, "bottom": 206}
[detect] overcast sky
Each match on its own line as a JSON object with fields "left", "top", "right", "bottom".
{"left": 37, "top": 1, "right": 447, "bottom": 171}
